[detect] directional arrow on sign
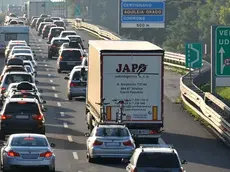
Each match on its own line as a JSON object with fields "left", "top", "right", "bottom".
{"left": 100, "top": 12, "right": 106, "bottom": 21}
{"left": 219, "top": 47, "right": 225, "bottom": 74}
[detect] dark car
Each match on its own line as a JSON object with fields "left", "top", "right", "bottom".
{"left": 42, "top": 24, "right": 57, "bottom": 39}
{"left": 48, "top": 38, "right": 69, "bottom": 59}
{"left": 0, "top": 98, "right": 46, "bottom": 140}
{"left": 57, "top": 49, "right": 83, "bottom": 73}
{"left": 30, "top": 18, "right": 38, "bottom": 28}
{"left": 37, "top": 22, "right": 51, "bottom": 36}
{"left": 47, "top": 27, "right": 65, "bottom": 44}
{"left": 53, "top": 20, "right": 66, "bottom": 29}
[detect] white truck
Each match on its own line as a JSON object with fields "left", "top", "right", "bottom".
{"left": 86, "top": 40, "right": 164, "bottom": 142}
{"left": 26, "top": 0, "right": 52, "bottom": 20}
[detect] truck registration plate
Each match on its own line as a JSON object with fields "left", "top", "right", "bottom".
{"left": 130, "top": 129, "right": 150, "bottom": 134}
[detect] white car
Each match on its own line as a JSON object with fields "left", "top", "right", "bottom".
{"left": 11, "top": 53, "right": 37, "bottom": 68}
{"left": 8, "top": 49, "right": 35, "bottom": 58}
{"left": 24, "top": 60, "right": 36, "bottom": 75}
{"left": 11, "top": 46, "right": 32, "bottom": 51}
{"left": 59, "top": 30, "right": 77, "bottom": 38}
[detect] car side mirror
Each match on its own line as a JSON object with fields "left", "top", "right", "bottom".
{"left": 181, "top": 159, "right": 187, "bottom": 164}
{"left": 50, "top": 143, "right": 55, "bottom": 147}
{"left": 42, "top": 100, "right": 46, "bottom": 104}
{"left": 42, "top": 107, "right": 47, "bottom": 112}
{"left": 64, "top": 76, "right": 69, "bottom": 80}
{"left": 84, "top": 133, "right": 90, "bottom": 137}
{"left": 121, "top": 158, "right": 130, "bottom": 163}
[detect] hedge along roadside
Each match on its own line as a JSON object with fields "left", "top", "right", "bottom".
{"left": 66, "top": 18, "right": 230, "bottom": 145}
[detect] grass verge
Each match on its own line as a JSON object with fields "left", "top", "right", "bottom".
{"left": 182, "top": 101, "right": 210, "bottom": 127}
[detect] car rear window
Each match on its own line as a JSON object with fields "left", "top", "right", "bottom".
{"left": 53, "top": 40, "right": 69, "bottom": 46}
{"left": 10, "top": 44, "right": 26, "bottom": 49}
{"left": 72, "top": 71, "right": 87, "bottom": 81}
{"left": 4, "top": 74, "right": 33, "bottom": 84}
{"left": 6, "top": 67, "right": 25, "bottom": 72}
{"left": 15, "top": 55, "right": 32, "bottom": 61}
{"left": 55, "top": 21, "right": 64, "bottom": 26}
{"left": 4, "top": 102, "right": 39, "bottom": 114}
{"left": 11, "top": 137, "right": 48, "bottom": 147}
{"left": 137, "top": 153, "right": 180, "bottom": 168}
{"left": 13, "top": 50, "right": 31, "bottom": 54}
{"left": 61, "top": 50, "right": 81, "bottom": 61}
{"left": 62, "top": 32, "right": 76, "bottom": 37}
{"left": 51, "top": 28, "right": 64, "bottom": 34}
{"left": 69, "top": 37, "right": 82, "bottom": 43}
{"left": 96, "top": 127, "right": 129, "bottom": 137}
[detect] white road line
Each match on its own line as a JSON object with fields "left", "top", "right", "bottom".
{"left": 46, "top": 68, "right": 49, "bottom": 71}
{"left": 63, "top": 122, "right": 68, "bottom": 128}
{"left": 67, "top": 136, "right": 73, "bottom": 142}
{"left": 52, "top": 86, "right": 56, "bottom": 90}
{"left": 57, "top": 102, "right": 61, "bottom": 107}
{"left": 45, "top": 64, "right": 47, "bottom": 67}
{"left": 54, "top": 94, "right": 58, "bottom": 98}
{"left": 72, "top": 152, "right": 79, "bottom": 160}
{"left": 50, "top": 80, "right": 53, "bottom": 83}
{"left": 39, "top": 49, "right": 42, "bottom": 51}
{"left": 48, "top": 74, "right": 51, "bottom": 77}
{"left": 60, "top": 112, "right": 65, "bottom": 117}
{"left": 43, "top": 60, "right": 46, "bottom": 62}
{"left": 158, "top": 138, "right": 166, "bottom": 145}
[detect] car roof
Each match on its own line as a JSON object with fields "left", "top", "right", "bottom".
{"left": 66, "top": 35, "right": 81, "bottom": 38}
{"left": 12, "top": 46, "right": 30, "bottom": 49}
{"left": 5, "top": 71, "right": 31, "bottom": 75}
{"left": 51, "top": 27, "right": 64, "bottom": 30}
{"left": 135, "top": 145, "right": 177, "bottom": 154}
{"left": 52, "top": 37, "right": 69, "bottom": 41}
{"left": 10, "top": 133, "right": 47, "bottom": 138}
{"left": 97, "top": 124, "right": 126, "bottom": 128}
{"left": 61, "top": 30, "right": 76, "bottom": 33}
{"left": 61, "top": 48, "right": 81, "bottom": 51}
{"left": 13, "top": 53, "right": 32, "bottom": 56}
{"left": 72, "top": 65, "right": 88, "bottom": 71}
{"left": 6, "top": 97, "right": 38, "bottom": 103}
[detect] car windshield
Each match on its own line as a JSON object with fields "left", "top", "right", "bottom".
{"left": 137, "top": 153, "right": 180, "bottom": 168}
{"left": 61, "top": 50, "right": 81, "bottom": 61}
{"left": 4, "top": 74, "right": 33, "bottom": 84}
{"left": 13, "top": 50, "right": 31, "bottom": 54}
{"left": 4, "top": 102, "right": 39, "bottom": 114}
{"left": 62, "top": 32, "right": 76, "bottom": 37}
{"left": 15, "top": 55, "right": 32, "bottom": 61}
{"left": 11, "top": 137, "right": 48, "bottom": 147}
{"left": 96, "top": 127, "right": 130, "bottom": 137}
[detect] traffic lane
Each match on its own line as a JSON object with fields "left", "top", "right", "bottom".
{"left": 32, "top": 30, "right": 127, "bottom": 172}
{"left": 30, "top": 34, "right": 86, "bottom": 172}
{"left": 162, "top": 97, "right": 230, "bottom": 172}
{"left": 0, "top": 57, "right": 5, "bottom": 72}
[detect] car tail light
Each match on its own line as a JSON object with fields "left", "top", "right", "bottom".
{"left": 123, "top": 140, "right": 133, "bottom": 146}
{"left": 40, "top": 151, "right": 52, "bottom": 157}
{"left": 32, "top": 114, "right": 43, "bottom": 120}
{"left": 59, "top": 56, "right": 62, "bottom": 60}
{"left": 149, "top": 130, "right": 158, "bottom": 134}
{"left": 7, "top": 150, "right": 20, "bottom": 157}
{"left": 70, "top": 82, "right": 78, "bottom": 87}
{"left": 1, "top": 87, "right": 6, "bottom": 93}
{"left": 93, "top": 140, "right": 103, "bottom": 146}
{"left": 131, "top": 168, "right": 137, "bottom": 172}
{"left": 1, "top": 114, "right": 12, "bottom": 120}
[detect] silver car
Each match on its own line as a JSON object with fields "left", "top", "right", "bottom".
{"left": 64, "top": 65, "right": 87, "bottom": 100}
{"left": 0, "top": 133, "right": 55, "bottom": 171}
{"left": 85, "top": 124, "right": 135, "bottom": 163}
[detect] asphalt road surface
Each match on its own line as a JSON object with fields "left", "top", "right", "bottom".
{"left": 0, "top": 27, "right": 229, "bottom": 172}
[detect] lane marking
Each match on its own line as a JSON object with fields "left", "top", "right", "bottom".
{"left": 158, "top": 138, "right": 166, "bottom": 145}
{"left": 52, "top": 86, "right": 56, "bottom": 90}
{"left": 60, "top": 112, "right": 65, "bottom": 117}
{"left": 39, "top": 49, "right": 42, "bottom": 51}
{"left": 43, "top": 60, "right": 46, "bottom": 62}
{"left": 46, "top": 68, "right": 49, "bottom": 71}
{"left": 54, "top": 94, "right": 58, "bottom": 98}
{"left": 50, "top": 80, "right": 53, "bottom": 83}
{"left": 57, "top": 102, "right": 61, "bottom": 107}
{"left": 45, "top": 64, "right": 47, "bottom": 67}
{"left": 72, "top": 152, "right": 79, "bottom": 160}
{"left": 63, "top": 122, "right": 68, "bottom": 128}
{"left": 67, "top": 135, "right": 73, "bottom": 142}
{"left": 48, "top": 74, "right": 51, "bottom": 77}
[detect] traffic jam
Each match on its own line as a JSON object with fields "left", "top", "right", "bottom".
{"left": 0, "top": 13, "right": 188, "bottom": 172}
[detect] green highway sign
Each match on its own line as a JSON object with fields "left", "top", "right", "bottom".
{"left": 75, "top": 5, "right": 81, "bottom": 16}
{"left": 185, "top": 43, "right": 202, "bottom": 68}
{"left": 215, "top": 26, "right": 230, "bottom": 76}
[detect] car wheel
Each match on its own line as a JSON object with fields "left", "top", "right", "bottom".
{"left": 67, "top": 94, "right": 72, "bottom": 100}
{"left": 0, "top": 132, "right": 5, "bottom": 141}
{"left": 57, "top": 69, "right": 61, "bottom": 73}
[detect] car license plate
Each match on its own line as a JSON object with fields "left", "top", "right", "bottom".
{"left": 67, "top": 62, "right": 75, "bottom": 65}
{"left": 16, "top": 115, "right": 29, "bottom": 119}
{"left": 130, "top": 129, "right": 150, "bottom": 134}
{"left": 106, "top": 142, "right": 120, "bottom": 146}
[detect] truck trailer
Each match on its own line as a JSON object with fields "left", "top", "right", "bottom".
{"left": 85, "top": 40, "right": 164, "bottom": 142}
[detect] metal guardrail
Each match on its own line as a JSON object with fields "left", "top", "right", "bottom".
{"left": 66, "top": 18, "right": 230, "bottom": 146}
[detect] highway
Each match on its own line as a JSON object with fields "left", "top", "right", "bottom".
{"left": 0, "top": 27, "right": 228, "bottom": 172}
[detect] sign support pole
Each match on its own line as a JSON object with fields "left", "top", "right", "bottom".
{"left": 118, "top": 0, "right": 120, "bottom": 35}
{"left": 211, "top": 26, "right": 216, "bottom": 94}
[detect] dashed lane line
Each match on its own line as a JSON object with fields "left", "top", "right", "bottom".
{"left": 50, "top": 80, "right": 53, "bottom": 83}
{"left": 46, "top": 68, "right": 49, "bottom": 71}
{"left": 57, "top": 102, "right": 61, "bottom": 107}
{"left": 63, "top": 122, "right": 68, "bottom": 128}
{"left": 67, "top": 136, "right": 73, "bottom": 142}
{"left": 52, "top": 86, "right": 56, "bottom": 90}
{"left": 54, "top": 94, "right": 58, "bottom": 98}
{"left": 60, "top": 112, "right": 65, "bottom": 117}
{"left": 72, "top": 152, "right": 79, "bottom": 160}
{"left": 48, "top": 74, "right": 51, "bottom": 77}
